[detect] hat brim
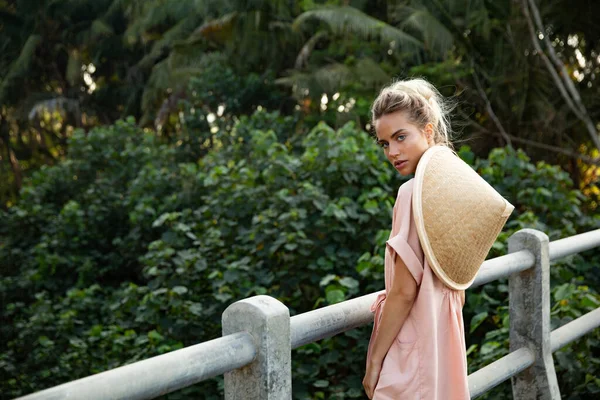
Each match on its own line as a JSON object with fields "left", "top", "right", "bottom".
{"left": 412, "top": 146, "right": 514, "bottom": 290}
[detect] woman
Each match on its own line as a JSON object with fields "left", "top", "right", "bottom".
{"left": 363, "top": 78, "right": 469, "bottom": 400}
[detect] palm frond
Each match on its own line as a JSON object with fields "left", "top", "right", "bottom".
{"left": 277, "top": 58, "right": 389, "bottom": 99}
{"left": 399, "top": 6, "right": 454, "bottom": 56}
{"left": 136, "top": 13, "right": 204, "bottom": 70}
{"left": 197, "top": 0, "right": 292, "bottom": 18}
{"left": 313, "top": 63, "right": 355, "bottom": 93}
{"left": 0, "top": 35, "right": 42, "bottom": 104}
{"left": 90, "top": 19, "right": 114, "bottom": 38}
{"left": 464, "top": 0, "right": 492, "bottom": 39}
{"left": 295, "top": 31, "right": 328, "bottom": 69}
{"left": 276, "top": 65, "right": 344, "bottom": 96}
{"left": 123, "top": 0, "right": 198, "bottom": 44}
{"left": 140, "top": 50, "right": 220, "bottom": 125}
{"left": 191, "top": 12, "right": 238, "bottom": 44}
{"left": 276, "top": 64, "right": 353, "bottom": 99}
{"left": 140, "top": 59, "right": 171, "bottom": 125}
{"left": 103, "top": 0, "right": 135, "bottom": 20}
{"left": 354, "top": 58, "right": 390, "bottom": 88}
{"left": 294, "top": 6, "right": 423, "bottom": 52}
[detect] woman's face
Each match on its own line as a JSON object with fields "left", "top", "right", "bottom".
{"left": 374, "top": 110, "right": 434, "bottom": 176}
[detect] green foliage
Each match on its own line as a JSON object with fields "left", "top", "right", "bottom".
{"left": 294, "top": 5, "right": 422, "bottom": 51}
{"left": 2, "top": 109, "right": 599, "bottom": 399}
{"left": 457, "top": 145, "right": 600, "bottom": 400}
{"left": 2, "top": 1, "right": 600, "bottom": 398}
{"left": 0, "top": 113, "right": 395, "bottom": 398}
{"left": 0, "top": 34, "right": 42, "bottom": 103}
{"left": 162, "top": 55, "right": 293, "bottom": 160}
{"left": 4, "top": 0, "right": 600, "bottom": 214}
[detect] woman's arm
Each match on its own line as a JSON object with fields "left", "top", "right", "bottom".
{"left": 363, "top": 254, "right": 417, "bottom": 398}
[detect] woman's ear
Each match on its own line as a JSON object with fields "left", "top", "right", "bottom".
{"left": 424, "top": 123, "right": 434, "bottom": 144}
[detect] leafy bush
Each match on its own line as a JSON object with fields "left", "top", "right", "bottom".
{"left": 1, "top": 114, "right": 599, "bottom": 399}
{"left": 458, "top": 146, "right": 600, "bottom": 399}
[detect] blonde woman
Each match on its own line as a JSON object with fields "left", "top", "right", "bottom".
{"left": 363, "top": 79, "right": 469, "bottom": 399}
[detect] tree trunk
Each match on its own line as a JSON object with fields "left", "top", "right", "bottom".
{"left": 0, "top": 116, "right": 22, "bottom": 193}
{"left": 521, "top": 0, "right": 600, "bottom": 152}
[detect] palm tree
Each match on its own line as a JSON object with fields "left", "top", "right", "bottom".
{"left": 282, "top": 5, "right": 423, "bottom": 103}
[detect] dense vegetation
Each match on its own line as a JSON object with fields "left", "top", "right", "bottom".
{"left": 1, "top": 1, "right": 600, "bottom": 399}
{"left": 2, "top": 109, "right": 599, "bottom": 399}
{"left": 3, "top": 0, "right": 600, "bottom": 207}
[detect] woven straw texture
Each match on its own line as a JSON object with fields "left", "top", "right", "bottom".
{"left": 413, "top": 146, "right": 514, "bottom": 290}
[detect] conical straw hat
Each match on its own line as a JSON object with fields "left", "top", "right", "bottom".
{"left": 412, "top": 146, "right": 514, "bottom": 290}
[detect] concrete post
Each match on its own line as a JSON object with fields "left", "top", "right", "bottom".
{"left": 508, "top": 229, "right": 561, "bottom": 400}
{"left": 222, "top": 295, "right": 291, "bottom": 399}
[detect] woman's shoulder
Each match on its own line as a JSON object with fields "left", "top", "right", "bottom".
{"left": 396, "top": 178, "right": 415, "bottom": 199}
{"left": 392, "top": 178, "right": 414, "bottom": 211}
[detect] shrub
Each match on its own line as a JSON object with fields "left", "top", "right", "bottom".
{"left": 1, "top": 114, "right": 598, "bottom": 399}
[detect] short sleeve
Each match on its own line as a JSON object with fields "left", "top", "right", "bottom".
{"left": 387, "top": 234, "right": 423, "bottom": 286}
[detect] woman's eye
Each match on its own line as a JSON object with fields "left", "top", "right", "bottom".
{"left": 379, "top": 142, "right": 389, "bottom": 149}
{"left": 396, "top": 135, "right": 406, "bottom": 141}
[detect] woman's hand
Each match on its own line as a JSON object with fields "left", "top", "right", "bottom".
{"left": 363, "top": 359, "right": 382, "bottom": 399}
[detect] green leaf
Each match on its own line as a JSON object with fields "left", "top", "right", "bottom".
{"left": 554, "top": 283, "right": 575, "bottom": 301}
{"left": 284, "top": 242, "right": 298, "bottom": 251}
{"left": 466, "top": 344, "right": 478, "bottom": 357}
{"left": 188, "top": 303, "right": 203, "bottom": 316}
{"left": 320, "top": 274, "right": 337, "bottom": 287}
{"left": 313, "top": 380, "right": 329, "bottom": 388}
{"left": 148, "top": 330, "right": 164, "bottom": 341}
{"left": 470, "top": 312, "right": 488, "bottom": 333}
{"left": 326, "top": 289, "right": 345, "bottom": 304}
{"left": 294, "top": 6, "right": 422, "bottom": 50}
{"left": 38, "top": 336, "right": 55, "bottom": 348}
{"left": 480, "top": 341, "right": 501, "bottom": 356}
{"left": 339, "top": 277, "right": 359, "bottom": 289}
{"left": 581, "top": 294, "right": 600, "bottom": 308}
{"left": 491, "top": 241, "right": 505, "bottom": 251}
{"left": 172, "top": 286, "right": 188, "bottom": 295}
{"left": 214, "top": 293, "right": 233, "bottom": 302}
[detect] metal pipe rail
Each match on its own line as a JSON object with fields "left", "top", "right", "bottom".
{"left": 468, "top": 306, "right": 600, "bottom": 398}
{"left": 17, "top": 332, "right": 256, "bottom": 400}
{"left": 549, "top": 228, "right": 600, "bottom": 260}
{"left": 291, "top": 291, "right": 380, "bottom": 349}
{"left": 15, "top": 228, "right": 600, "bottom": 400}
{"left": 551, "top": 307, "right": 600, "bottom": 353}
{"left": 293, "top": 229, "right": 600, "bottom": 347}
{"left": 19, "top": 305, "right": 600, "bottom": 400}
{"left": 468, "top": 347, "right": 535, "bottom": 399}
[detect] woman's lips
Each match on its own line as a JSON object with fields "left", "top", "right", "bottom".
{"left": 394, "top": 160, "right": 408, "bottom": 170}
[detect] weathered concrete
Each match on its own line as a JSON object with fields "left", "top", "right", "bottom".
{"left": 291, "top": 291, "right": 380, "bottom": 349}
{"left": 470, "top": 250, "right": 534, "bottom": 288}
{"left": 16, "top": 332, "right": 256, "bottom": 400}
{"left": 551, "top": 307, "right": 600, "bottom": 352}
{"left": 508, "top": 229, "right": 561, "bottom": 400}
{"left": 222, "top": 295, "right": 291, "bottom": 399}
{"left": 548, "top": 228, "right": 600, "bottom": 261}
{"left": 468, "top": 347, "right": 535, "bottom": 399}
{"left": 15, "top": 228, "right": 600, "bottom": 400}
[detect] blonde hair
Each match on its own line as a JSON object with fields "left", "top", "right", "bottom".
{"left": 371, "top": 78, "right": 454, "bottom": 149}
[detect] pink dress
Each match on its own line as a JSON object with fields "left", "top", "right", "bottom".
{"left": 367, "top": 179, "right": 469, "bottom": 400}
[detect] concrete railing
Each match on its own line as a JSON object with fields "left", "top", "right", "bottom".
{"left": 17, "top": 228, "right": 600, "bottom": 400}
